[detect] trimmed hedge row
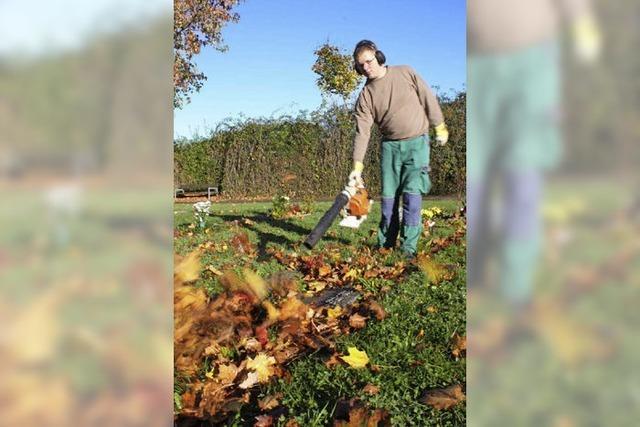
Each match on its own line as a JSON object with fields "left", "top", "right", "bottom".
{"left": 174, "top": 92, "right": 466, "bottom": 199}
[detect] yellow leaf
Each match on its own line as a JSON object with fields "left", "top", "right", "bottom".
{"left": 246, "top": 353, "right": 276, "bottom": 382}
{"left": 207, "top": 265, "right": 223, "bottom": 276}
{"left": 243, "top": 269, "right": 269, "bottom": 300}
{"left": 416, "top": 255, "right": 447, "bottom": 284}
{"left": 279, "top": 297, "right": 307, "bottom": 321}
{"left": 327, "top": 306, "right": 343, "bottom": 319}
{"left": 174, "top": 251, "right": 201, "bottom": 285}
{"left": 340, "top": 346, "right": 369, "bottom": 368}
{"left": 217, "top": 363, "right": 238, "bottom": 384}
{"left": 262, "top": 300, "right": 280, "bottom": 322}
{"left": 344, "top": 269, "right": 359, "bottom": 281}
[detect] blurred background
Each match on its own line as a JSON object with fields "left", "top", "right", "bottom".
{"left": 467, "top": 0, "right": 640, "bottom": 425}
{"left": 2, "top": 0, "right": 638, "bottom": 425}
{"left": 0, "top": 0, "right": 173, "bottom": 425}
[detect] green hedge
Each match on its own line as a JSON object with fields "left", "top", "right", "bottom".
{"left": 174, "top": 92, "right": 465, "bottom": 199}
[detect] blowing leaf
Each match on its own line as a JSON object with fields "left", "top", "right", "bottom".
{"left": 174, "top": 250, "right": 201, "bottom": 285}
{"left": 416, "top": 255, "right": 447, "bottom": 284}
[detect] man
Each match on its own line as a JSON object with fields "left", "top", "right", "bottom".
{"left": 467, "top": 0, "right": 601, "bottom": 304}
{"left": 347, "top": 40, "right": 449, "bottom": 258}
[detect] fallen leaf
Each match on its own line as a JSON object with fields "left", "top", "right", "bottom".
{"left": 327, "top": 306, "right": 343, "bottom": 319}
{"left": 244, "top": 337, "right": 263, "bottom": 352}
{"left": 246, "top": 353, "right": 277, "bottom": 382}
{"left": 334, "top": 404, "right": 388, "bottom": 427}
{"left": 239, "top": 371, "right": 259, "bottom": 389}
{"left": 349, "top": 313, "right": 368, "bottom": 329}
{"left": 318, "top": 264, "right": 332, "bottom": 277}
{"left": 451, "top": 333, "right": 466, "bottom": 359}
{"left": 217, "top": 363, "right": 238, "bottom": 384}
{"left": 344, "top": 269, "right": 359, "bottom": 281}
{"left": 279, "top": 297, "right": 307, "bottom": 321}
{"left": 258, "top": 393, "right": 282, "bottom": 411}
{"left": 420, "top": 384, "right": 466, "bottom": 410}
{"left": 340, "top": 347, "right": 369, "bottom": 369}
{"left": 254, "top": 414, "right": 274, "bottom": 427}
{"left": 207, "top": 265, "right": 223, "bottom": 276}
{"left": 255, "top": 326, "right": 269, "bottom": 347}
{"left": 325, "top": 353, "right": 342, "bottom": 368}
{"left": 367, "top": 301, "right": 387, "bottom": 320}
{"left": 362, "top": 384, "right": 380, "bottom": 395}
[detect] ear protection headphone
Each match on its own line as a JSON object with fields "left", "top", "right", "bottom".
{"left": 353, "top": 40, "right": 386, "bottom": 75}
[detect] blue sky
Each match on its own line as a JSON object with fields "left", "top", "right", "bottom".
{"left": 0, "top": 0, "right": 168, "bottom": 57}
{"left": 174, "top": 0, "right": 466, "bottom": 139}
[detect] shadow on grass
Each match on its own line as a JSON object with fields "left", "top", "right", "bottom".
{"left": 211, "top": 212, "right": 352, "bottom": 260}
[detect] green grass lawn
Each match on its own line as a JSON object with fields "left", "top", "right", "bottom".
{"left": 174, "top": 197, "right": 466, "bottom": 426}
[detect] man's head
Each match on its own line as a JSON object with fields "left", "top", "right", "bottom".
{"left": 353, "top": 40, "right": 387, "bottom": 79}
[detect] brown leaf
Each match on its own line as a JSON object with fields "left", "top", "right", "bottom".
{"left": 283, "top": 173, "right": 297, "bottom": 183}
{"left": 451, "top": 333, "right": 466, "bottom": 359}
{"left": 216, "top": 363, "right": 239, "bottom": 384}
{"left": 255, "top": 326, "right": 269, "bottom": 347}
{"left": 349, "top": 313, "right": 368, "bottom": 329}
{"left": 181, "top": 391, "right": 196, "bottom": 409}
{"left": 230, "top": 231, "right": 255, "bottom": 255}
{"left": 420, "top": 384, "right": 466, "bottom": 410}
{"left": 258, "top": 393, "right": 282, "bottom": 411}
{"left": 334, "top": 405, "right": 388, "bottom": 427}
{"left": 367, "top": 301, "right": 386, "bottom": 320}
{"left": 325, "top": 353, "right": 342, "bottom": 368}
{"left": 362, "top": 384, "right": 380, "bottom": 395}
{"left": 254, "top": 415, "right": 274, "bottom": 427}
{"left": 318, "top": 264, "right": 332, "bottom": 277}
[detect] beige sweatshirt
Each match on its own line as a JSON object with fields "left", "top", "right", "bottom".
{"left": 353, "top": 65, "right": 444, "bottom": 164}
{"left": 468, "top": 0, "right": 591, "bottom": 53}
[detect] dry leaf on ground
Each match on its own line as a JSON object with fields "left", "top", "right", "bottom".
{"left": 420, "top": 384, "right": 466, "bottom": 410}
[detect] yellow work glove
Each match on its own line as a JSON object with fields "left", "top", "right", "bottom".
{"left": 434, "top": 123, "right": 449, "bottom": 146}
{"left": 573, "top": 14, "right": 601, "bottom": 64}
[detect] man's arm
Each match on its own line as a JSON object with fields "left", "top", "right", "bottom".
{"left": 411, "top": 68, "right": 448, "bottom": 144}
{"left": 353, "top": 91, "right": 374, "bottom": 165}
{"left": 411, "top": 68, "right": 445, "bottom": 128}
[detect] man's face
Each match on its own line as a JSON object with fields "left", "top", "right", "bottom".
{"left": 356, "top": 50, "right": 385, "bottom": 79}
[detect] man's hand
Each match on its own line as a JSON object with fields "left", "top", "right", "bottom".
{"left": 434, "top": 123, "right": 449, "bottom": 146}
{"left": 573, "top": 14, "right": 601, "bottom": 64}
{"left": 348, "top": 161, "right": 364, "bottom": 188}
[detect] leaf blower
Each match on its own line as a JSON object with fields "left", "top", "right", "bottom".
{"left": 303, "top": 185, "right": 372, "bottom": 249}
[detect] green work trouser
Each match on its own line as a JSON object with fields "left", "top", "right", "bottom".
{"left": 378, "top": 135, "right": 431, "bottom": 255}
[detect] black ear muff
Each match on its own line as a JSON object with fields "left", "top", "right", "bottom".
{"left": 353, "top": 40, "right": 385, "bottom": 75}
